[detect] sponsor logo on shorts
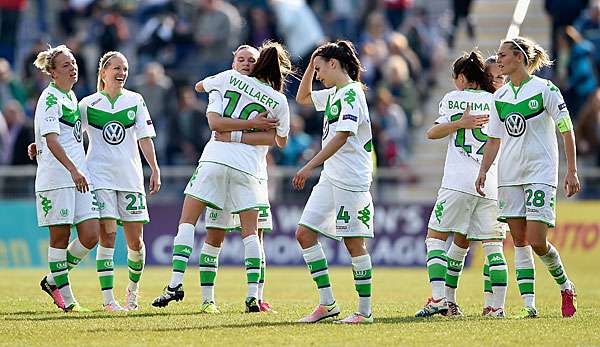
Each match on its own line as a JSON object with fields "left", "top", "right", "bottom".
{"left": 130, "top": 210, "right": 142, "bottom": 215}
{"left": 435, "top": 200, "right": 446, "bottom": 224}
{"left": 358, "top": 204, "right": 372, "bottom": 227}
{"left": 60, "top": 208, "right": 69, "bottom": 217}
{"left": 209, "top": 212, "right": 219, "bottom": 220}
{"left": 39, "top": 194, "right": 52, "bottom": 217}
{"left": 498, "top": 200, "right": 506, "bottom": 210}
{"left": 526, "top": 208, "right": 539, "bottom": 213}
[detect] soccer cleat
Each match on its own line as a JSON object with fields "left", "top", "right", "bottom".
{"left": 40, "top": 276, "right": 65, "bottom": 310}
{"left": 200, "top": 301, "right": 221, "bottom": 314}
{"left": 125, "top": 286, "right": 139, "bottom": 311}
{"left": 484, "top": 307, "right": 505, "bottom": 318}
{"left": 415, "top": 297, "right": 448, "bottom": 317}
{"left": 482, "top": 306, "right": 493, "bottom": 316}
{"left": 297, "top": 303, "right": 340, "bottom": 323}
{"left": 245, "top": 297, "right": 260, "bottom": 313}
{"left": 151, "top": 284, "right": 184, "bottom": 307}
{"left": 443, "top": 301, "right": 463, "bottom": 317}
{"left": 103, "top": 302, "right": 127, "bottom": 312}
{"left": 334, "top": 312, "right": 374, "bottom": 324}
{"left": 561, "top": 282, "right": 577, "bottom": 318}
{"left": 64, "top": 303, "right": 92, "bottom": 313}
{"left": 517, "top": 306, "right": 538, "bottom": 319}
{"left": 259, "top": 300, "right": 277, "bottom": 314}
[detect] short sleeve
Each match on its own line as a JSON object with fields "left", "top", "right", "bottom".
{"left": 335, "top": 87, "right": 360, "bottom": 135}
{"left": 311, "top": 87, "right": 334, "bottom": 112}
{"left": 78, "top": 100, "right": 89, "bottom": 131}
{"left": 434, "top": 94, "right": 450, "bottom": 124}
{"left": 202, "top": 70, "right": 231, "bottom": 94}
{"left": 487, "top": 99, "right": 503, "bottom": 139}
{"left": 39, "top": 92, "right": 61, "bottom": 136}
{"left": 545, "top": 81, "right": 570, "bottom": 123}
{"left": 134, "top": 95, "right": 156, "bottom": 140}
{"left": 274, "top": 97, "right": 290, "bottom": 137}
{"left": 206, "top": 91, "right": 223, "bottom": 116}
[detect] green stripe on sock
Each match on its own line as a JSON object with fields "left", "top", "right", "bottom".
{"left": 516, "top": 268, "right": 535, "bottom": 280}
{"left": 96, "top": 259, "right": 114, "bottom": 272}
{"left": 99, "top": 274, "right": 113, "bottom": 290}
{"left": 353, "top": 269, "right": 372, "bottom": 280}
{"left": 428, "top": 263, "right": 447, "bottom": 282}
{"left": 314, "top": 274, "right": 331, "bottom": 288}
{"left": 518, "top": 282, "right": 534, "bottom": 295}
{"left": 549, "top": 267, "right": 567, "bottom": 285}
{"left": 483, "top": 264, "right": 492, "bottom": 293}
{"left": 173, "top": 245, "right": 192, "bottom": 258}
{"left": 67, "top": 251, "right": 81, "bottom": 270}
{"left": 308, "top": 259, "right": 328, "bottom": 273}
{"left": 246, "top": 258, "right": 261, "bottom": 283}
{"left": 199, "top": 254, "right": 217, "bottom": 267}
{"left": 355, "top": 283, "right": 371, "bottom": 297}
{"left": 200, "top": 270, "right": 217, "bottom": 285}
{"left": 427, "top": 250, "right": 446, "bottom": 260}
{"left": 49, "top": 261, "right": 69, "bottom": 288}
{"left": 128, "top": 259, "right": 143, "bottom": 283}
{"left": 172, "top": 259, "right": 188, "bottom": 273}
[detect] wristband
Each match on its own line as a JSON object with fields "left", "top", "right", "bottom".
{"left": 231, "top": 131, "right": 243, "bottom": 143}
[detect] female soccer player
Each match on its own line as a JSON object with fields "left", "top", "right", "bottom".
{"left": 477, "top": 36, "right": 580, "bottom": 318}
{"left": 152, "top": 41, "right": 292, "bottom": 313}
{"left": 33, "top": 45, "right": 99, "bottom": 312}
{"left": 78, "top": 51, "right": 160, "bottom": 311}
{"left": 294, "top": 40, "right": 374, "bottom": 324}
{"left": 416, "top": 50, "right": 508, "bottom": 318}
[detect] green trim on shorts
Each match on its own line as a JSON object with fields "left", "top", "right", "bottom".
{"left": 526, "top": 218, "right": 555, "bottom": 228}
{"left": 184, "top": 194, "right": 222, "bottom": 210}
{"left": 225, "top": 227, "right": 273, "bottom": 234}
{"left": 428, "top": 226, "right": 466, "bottom": 235}
{"left": 40, "top": 222, "right": 72, "bottom": 228}
{"left": 497, "top": 215, "right": 526, "bottom": 222}
{"left": 232, "top": 205, "right": 268, "bottom": 214}
{"left": 298, "top": 223, "right": 341, "bottom": 241}
{"left": 467, "top": 236, "right": 506, "bottom": 241}
{"left": 121, "top": 219, "right": 150, "bottom": 225}
{"left": 340, "top": 235, "right": 374, "bottom": 239}
{"left": 74, "top": 216, "right": 99, "bottom": 225}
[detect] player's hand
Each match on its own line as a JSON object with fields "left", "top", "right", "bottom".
{"left": 214, "top": 131, "right": 232, "bottom": 142}
{"left": 250, "top": 112, "right": 279, "bottom": 130}
{"left": 475, "top": 170, "right": 487, "bottom": 197}
{"left": 564, "top": 170, "right": 581, "bottom": 198}
{"left": 458, "top": 105, "right": 488, "bottom": 129}
{"left": 149, "top": 168, "right": 161, "bottom": 195}
{"left": 27, "top": 143, "right": 37, "bottom": 160}
{"left": 70, "top": 168, "right": 89, "bottom": 193}
{"left": 292, "top": 165, "right": 312, "bottom": 190}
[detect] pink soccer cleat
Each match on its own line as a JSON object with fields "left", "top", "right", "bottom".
{"left": 40, "top": 276, "right": 65, "bottom": 310}
{"left": 259, "top": 300, "right": 277, "bottom": 313}
{"left": 561, "top": 282, "right": 577, "bottom": 318}
{"left": 334, "top": 312, "right": 374, "bottom": 324}
{"left": 297, "top": 303, "right": 340, "bottom": 323}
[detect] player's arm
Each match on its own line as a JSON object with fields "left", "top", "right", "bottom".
{"left": 138, "top": 137, "right": 161, "bottom": 194}
{"left": 296, "top": 53, "right": 316, "bottom": 105}
{"left": 426, "top": 105, "right": 488, "bottom": 139}
{"left": 475, "top": 137, "right": 501, "bottom": 197}
{"left": 292, "top": 131, "right": 350, "bottom": 189}
{"left": 45, "top": 133, "right": 89, "bottom": 192}
{"left": 558, "top": 117, "right": 581, "bottom": 197}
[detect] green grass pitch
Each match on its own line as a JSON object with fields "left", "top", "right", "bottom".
{"left": 1, "top": 249, "right": 599, "bottom": 346}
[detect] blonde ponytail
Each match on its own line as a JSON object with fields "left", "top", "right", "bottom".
{"left": 33, "top": 44, "right": 72, "bottom": 76}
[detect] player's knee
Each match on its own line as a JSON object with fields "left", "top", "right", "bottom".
{"left": 295, "top": 226, "right": 315, "bottom": 248}
{"left": 530, "top": 241, "right": 548, "bottom": 256}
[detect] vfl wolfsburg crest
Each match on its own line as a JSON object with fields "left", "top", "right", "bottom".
{"left": 505, "top": 112, "right": 526, "bottom": 137}
{"left": 127, "top": 110, "right": 136, "bottom": 120}
{"left": 60, "top": 208, "right": 69, "bottom": 217}
{"left": 528, "top": 99, "right": 539, "bottom": 110}
{"left": 73, "top": 119, "right": 82, "bottom": 142}
{"left": 330, "top": 104, "right": 340, "bottom": 116}
{"left": 103, "top": 121, "right": 126, "bottom": 145}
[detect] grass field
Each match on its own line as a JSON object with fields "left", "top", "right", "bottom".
{"left": 1, "top": 248, "right": 599, "bottom": 346}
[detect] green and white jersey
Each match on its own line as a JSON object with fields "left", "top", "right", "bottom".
{"left": 200, "top": 69, "right": 290, "bottom": 178}
{"left": 488, "top": 76, "right": 570, "bottom": 187}
{"left": 311, "top": 82, "right": 373, "bottom": 192}
{"left": 436, "top": 89, "right": 498, "bottom": 200}
{"left": 34, "top": 83, "right": 86, "bottom": 192}
{"left": 79, "top": 89, "right": 156, "bottom": 193}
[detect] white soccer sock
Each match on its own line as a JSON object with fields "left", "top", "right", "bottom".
{"left": 97, "top": 245, "right": 116, "bottom": 305}
{"left": 200, "top": 242, "right": 221, "bottom": 303}
{"left": 127, "top": 245, "right": 145, "bottom": 291}
{"left": 48, "top": 246, "right": 75, "bottom": 307}
{"left": 352, "top": 254, "right": 373, "bottom": 317}
{"left": 539, "top": 243, "right": 571, "bottom": 291}
{"left": 243, "top": 234, "right": 261, "bottom": 299}
{"left": 426, "top": 237, "right": 447, "bottom": 300}
{"left": 169, "top": 223, "right": 195, "bottom": 288}
{"left": 445, "top": 243, "right": 469, "bottom": 303}
{"left": 258, "top": 240, "right": 265, "bottom": 302}
{"left": 302, "top": 243, "right": 335, "bottom": 305}
{"left": 483, "top": 242, "right": 508, "bottom": 309}
{"left": 67, "top": 237, "right": 91, "bottom": 269}
{"left": 515, "top": 245, "right": 536, "bottom": 308}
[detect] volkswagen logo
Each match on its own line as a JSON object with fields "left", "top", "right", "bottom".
{"left": 103, "top": 121, "right": 126, "bottom": 145}
{"left": 73, "top": 119, "right": 82, "bottom": 143}
{"left": 505, "top": 113, "right": 526, "bottom": 137}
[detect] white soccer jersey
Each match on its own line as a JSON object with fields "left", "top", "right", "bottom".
{"left": 436, "top": 89, "right": 498, "bottom": 199}
{"left": 488, "top": 76, "right": 570, "bottom": 187}
{"left": 79, "top": 89, "right": 156, "bottom": 193}
{"left": 311, "top": 82, "right": 373, "bottom": 192}
{"left": 34, "top": 83, "right": 86, "bottom": 192}
{"left": 200, "top": 70, "right": 290, "bottom": 178}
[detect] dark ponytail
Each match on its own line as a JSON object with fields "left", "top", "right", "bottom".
{"left": 249, "top": 41, "right": 293, "bottom": 92}
{"left": 314, "top": 40, "right": 364, "bottom": 84}
{"left": 452, "top": 50, "right": 495, "bottom": 93}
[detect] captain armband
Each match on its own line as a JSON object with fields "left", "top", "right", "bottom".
{"left": 557, "top": 117, "right": 573, "bottom": 133}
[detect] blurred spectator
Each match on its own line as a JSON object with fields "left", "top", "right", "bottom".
{"left": 574, "top": 1, "right": 600, "bottom": 77}
{"left": 379, "top": 56, "right": 418, "bottom": 128}
{"left": 358, "top": 11, "right": 391, "bottom": 87}
{"left": 447, "top": 0, "right": 476, "bottom": 50}
{"left": 66, "top": 36, "right": 92, "bottom": 97}
{"left": 1, "top": 101, "right": 33, "bottom": 165}
{"left": 193, "top": 0, "right": 243, "bottom": 78}
{"left": 132, "top": 62, "right": 177, "bottom": 160}
{"left": 545, "top": 0, "right": 589, "bottom": 61}
{"left": 0, "top": 110, "right": 8, "bottom": 162}
{"left": 384, "top": 0, "right": 413, "bottom": 31}
{"left": 166, "top": 88, "right": 209, "bottom": 165}
{"left": 576, "top": 88, "right": 600, "bottom": 166}
{"left": 0, "top": 0, "right": 26, "bottom": 65}
{"left": 559, "top": 26, "right": 597, "bottom": 120}
{"left": 137, "top": 0, "right": 175, "bottom": 22}
{"left": 245, "top": 6, "right": 281, "bottom": 48}
{"left": 137, "top": 12, "right": 179, "bottom": 67}
{"left": 276, "top": 114, "right": 313, "bottom": 166}
{"left": 0, "top": 59, "right": 27, "bottom": 112}
{"left": 372, "top": 88, "right": 408, "bottom": 167}
{"left": 321, "top": 0, "right": 362, "bottom": 41}
{"left": 95, "top": 5, "right": 130, "bottom": 53}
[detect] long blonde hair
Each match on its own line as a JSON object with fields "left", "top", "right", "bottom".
{"left": 501, "top": 36, "right": 553, "bottom": 74}
{"left": 33, "top": 44, "right": 72, "bottom": 76}
{"left": 97, "top": 51, "right": 127, "bottom": 92}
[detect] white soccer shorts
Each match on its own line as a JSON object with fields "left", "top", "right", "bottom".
{"left": 36, "top": 187, "right": 99, "bottom": 227}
